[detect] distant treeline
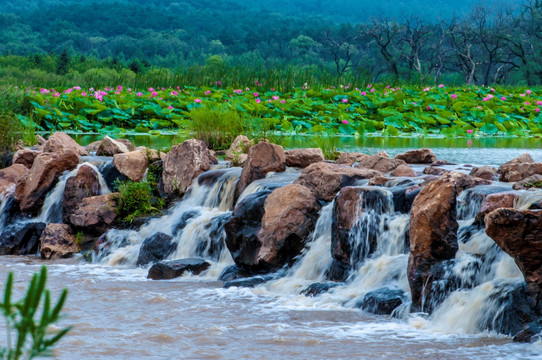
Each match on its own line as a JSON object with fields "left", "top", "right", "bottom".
{"left": 0, "top": 0, "right": 540, "bottom": 86}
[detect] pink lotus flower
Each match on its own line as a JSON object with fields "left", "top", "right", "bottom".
{"left": 537, "top": 101, "right": 542, "bottom": 106}
{"left": 73, "top": 86, "right": 81, "bottom": 90}
{"left": 370, "top": 88, "right": 375, "bottom": 93}
{"left": 525, "top": 102, "right": 531, "bottom": 106}
{"left": 501, "top": 97, "right": 506, "bottom": 101}
{"left": 467, "top": 130, "right": 473, "bottom": 134}
{"left": 137, "top": 92, "right": 143, "bottom": 97}
{"left": 253, "top": 92, "right": 259, "bottom": 97}
{"left": 194, "top": 98, "right": 202, "bottom": 103}
{"left": 451, "top": 94, "right": 457, "bottom": 99}
{"left": 81, "top": 91, "right": 87, "bottom": 96}
{"left": 151, "top": 92, "right": 158, "bottom": 97}
{"left": 361, "top": 91, "right": 367, "bottom": 96}
{"left": 536, "top": 108, "right": 541, "bottom": 112}
{"left": 272, "top": 96, "right": 279, "bottom": 101}
{"left": 438, "top": 84, "right": 445, "bottom": 88}
{"left": 170, "top": 91, "right": 178, "bottom": 96}
{"left": 280, "top": 100, "right": 286, "bottom": 104}
{"left": 342, "top": 98, "right": 348, "bottom": 103}
{"left": 204, "top": 90, "right": 211, "bottom": 95}
{"left": 168, "top": 105, "right": 174, "bottom": 110}
{"left": 426, "top": 106, "right": 432, "bottom": 110}
{"left": 412, "top": 102, "right": 417, "bottom": 105}
{"left": 342, "top": 120, "right": 349, "bottom": 124}
{"left": 526, "top": 90, "right": 533, "bottom": 95}
{"left": 367, "top": 84, "right": 372, "bottom": 88}
{"left": 149, "top": 87, "right": 154, "bottom": 92}
{"left": 491, "top": 88, "right": 495, "bottom": 92}
{"left": 255, "top": 98, "right": 261, "bottom": 104}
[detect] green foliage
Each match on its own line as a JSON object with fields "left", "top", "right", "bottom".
{"left": 311, "top": 132, "right": 340, "bottom": 160}
{"left": 0, "top": 266, "right": 71, "bottom": 360}
{"left": 55, "top": 49, "right": 69, "bottom": 76}
{"left": 524, "top": 180, "right": 542, "bottom": 189}
{"left": 187, "top": 105, "right": 247, "bottom": 150}
{"left": 114, "top": 177, "right": 164, "bottom": 223}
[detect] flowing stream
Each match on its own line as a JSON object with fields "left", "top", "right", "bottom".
{"left": 1, "top": 150, "right": 542, "bottom": 359}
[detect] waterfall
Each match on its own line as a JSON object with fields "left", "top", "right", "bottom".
{"left": 0, "top": 190, "right": 13, "bottom": 233}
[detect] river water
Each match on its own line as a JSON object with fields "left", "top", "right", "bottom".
{"left": 2, "top": 138, "right": 542, "bottom": 359}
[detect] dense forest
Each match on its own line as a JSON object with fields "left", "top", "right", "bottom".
{"left": 0, "top": 0, "right": 540, "bottom": 86}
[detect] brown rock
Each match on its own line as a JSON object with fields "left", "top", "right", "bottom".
{"left": 431, "top": 159, "right": 455, "bottom": 166}
{"left": 12, "top": 149, "right": 41, "bottom": 169}
{"left": 0, "top": 164, "right": 28, "bottom": 196}
{"left": 390, "top": 164, "right": 417, "bottom": 177}
{"left": 395, "top": 149, "right": 437, "bottom": 164}
{"left": 14, "top": 150, "right": 79, "bottom": 214}
{"left": 368, "top": 176, "right": 391, "bottom": 186}
{"left": 294, "top": 162, "right": 383, "bottom": 202}
{"left": 162, "top": 139, "right": 217, "bottom": 195}
{"left": 423, "top": 166, "right": 448, "bottom": 176}
{"left": 69, "top": 194, "right": 118, "bottom": 234}
{"left": 116, "top": 139, "right": 136, "bottom": 151}
{"left": 255, "top": 184, "right": 322, "bottom": 269}
{"left": 485, "top": 208, "right": 542, "bottom": 297}
{"left": 236, "top": 142, "right": 286, "bottom": 197}
{"left": 225, "top": 135, "right": 252, "bottom": 162}
{"left": 356, "top": 156, "right": 407, "bottom": 173}
{"left": 113, "top": 150, "right": 148, "bottom": 182}
{"left": 513, "top": 174, "right": 542, "bottom": 190}
{"left": 502, "top": 153, "right": 535, "bottom": 166}
{"left": 476, "top": 191, "right": 519, "bottom": 224}
{"left": 499, "top": 163, "right": 542, "bottom": 182}
{"left": 375, "top": 151, "right": 389, "bottom": 158}
{"left": 43, "top": 132, "right": 88, "bottom": 156}
{"left": 39, "top": 224, "right": 80, "bottom": 260}
{"left": 337, "top": 152, "right": 370, "bottom": 166}
{"left": 469, "top": 166, "right": 498, "bottom": 181}
{"left": 439, "top": 171, "right": 491, "bottom": 192}
{"left": 84, "top": 141, "right": 102, "bottom": 153}
{"left": 285, "top": 148, "right": 324, "bottom": 168}
{"left": 36, "top": 134, "right": 46, "bottom": 146}
{"left": 62, "top": 165, "right": 101, "bottom": 223}
{"left": 97, "top": 136, "right": 130, "bottom": 156}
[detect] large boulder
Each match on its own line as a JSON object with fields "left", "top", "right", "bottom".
{"left": 136, "top": 233, "right": 177, "bottom": 266}
{"left": 0, "top": 222, "right": 46, "bottom": 255}
{"left": 14, "top": 150, "right": 79, "bottom": 214}
{"left": 96, "top": 136, "right": 131, "bottom": 156}
{"left": 147, "top": 258, "right": 210, "bottom": 280}
{"left": 356, "top": 155, "right": 407, "bottom": 173}
{"left": 62, "top": 164, "right": 101, "bottom": 222}
{"left": 294, "top": 162, "right": 383, "bottom": 202}
{"left": 225, "top": 135, "right": 252, "bottom": 165}
{"left": 408, "top": 175, "right": 459, "bottom": 311}
{"left": 331, "top": 186, "right": 392, "bottom": 269}
{"left": 0, "top": 164, "right": 28, "bottom": 196}
{"left": 39, "top": 224, "right": 80, "bottom": 260}
{"left": 113, "top": 150, "right": 148, "bottom": 182}
{"left": 285, "top": 148, "right": 324, "bottom": 168}
{"left": 469, "top": 166, "right": 498, "bottom": 181}
{"left": 498, "top": 153, "right": 542, "bottom": 182}
{"left": 337, "top": 152, "right": 370, "bottom": 166}
{"left": 513, "top": 174, "right": 542, "bottom": 190}
{"left": 69, "top": 194, "right": 118, "bottom": 234}
{"left": 43, "top": 132, "right": 88, "bottom": 156}
{"left": 12, "top": 149, "right": 41, "bottom": 169}
{"left": 162, "top": 139, "right": 217, "bottom": 195}
{"left": 390, "top": 164, "right": 417, "bottom": 177}
{"left": 356, "top": 288, "right": 406, "bottom": 315}
{"left": 475, "top": 191, "right": 519, "bottom": 224}
{"left": 235, "top": 142, "right": 286, "bottom": 198}
{"left": 256, "top": 184, "right": 321, "bottom": 269}
{"left": 395, "top": 149, "right": 437, "bottom": 164}
{"left": 485, "top": 208, "right": 542, "bottom": 304}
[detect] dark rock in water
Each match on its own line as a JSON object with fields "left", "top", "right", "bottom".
{"left": 197, "top": 169, "right": 228, "bottom": 187}
{"left": 391, "top": 184, "right": 421, "bottom": 214}
{"left": 99, "top": 161, "right": 127, "bottom": 191}
{"left": 195, "top": 212, "right": 230, "bottom": 260}
{"left": 356, "top": 288, "right": 406, "bottom": 315}
{"left": 147, "top": 258, "right": 210, "bottom": 280}
{"left": 301, "top": 282, "right": 341, "bottom": 297}
{"left": 218, "top": 265, "right": 252, "bottom": 282}
{"left": 513, "top": 319, "right": 542, "bottom": 343}
{"left": 0, "top": 222, "right": 46, "bottom": 255}
{"left": 0, "top": 197, "right": 20, "bottom": 228}
{"left": 325, "top": 259, "right": 351, "bottom": 282}
{"left": 431, "top": 160, "right": 456, "bottom": 166}
{"left": 172, "top": 210, "right": 201, "bottom": 236}
{"left": 136, "top": 233, "right": 177, "bottom": 266}
{"left": 394, "top": 149, "right": 436, "bottom": 164}
{"left": 223, "top": 275, "right": 271, "bottom": 288}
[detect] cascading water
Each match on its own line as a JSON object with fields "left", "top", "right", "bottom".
{"left": 0, "top": 189, "right": 14, "bottom": 233}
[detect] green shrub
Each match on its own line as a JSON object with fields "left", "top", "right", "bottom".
{"left": 311, "top": 132, "right": 340, "bottom": 160}
{"left": 115, "top": 177, "right": 164, "bottom": 223}
{"left": 0, "top": 266, "right": 71, "bottom": 360}
{"left": 187, "top": 105, "right": 246, "bottom": 150}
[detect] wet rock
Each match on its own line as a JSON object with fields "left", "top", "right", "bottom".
{"left": 440, "top": 171, "right": 491, "bottom": 192}
{"left": 391, "top": 184, "right": 422, "bottom": 214}
{"left": 285, "top": 148, "right": 324, "bottom": 168}
{"left": 113, "top": 149, "right": 148, "bottom": 182}
{"left": 225, "top": 190, "right": 271, "bottom": 271}
{"left": 475, "top": 191, "right": 519, "bottom": 224}
{"left": 513, "top": 174, "right": 542, "bottom": 190}
{"left": 395, "top": 149, "right": 437, "bottom": 164}
{"left": 294, "top": 162, "right": 383, "bottom": 202}
{"left": 301, "top": 282, "right": 341, "bottom": 297}
{"left": 69, "top": 194, "right": 118, "bottom": 235}
{"left": 499, "top": 153, "right": 542, "bottom": 182}
{"left": 39, "top": 223, "right": 80, "bottom": 260}
{"left": 356, "top": 156, "right": 407, "bottom": 173}
{"left": 12, "top": 149, "right": 41, "bottom": 169}
{"left": 325, "top": 259, "right": 351, "bottom": 282}
{"left": 390, "top": 165, "right": 417, "bottom": 177}
{"left": 513, "top": 319, "right": 542, "bottom": 343}
{"left": 337, "top": 152, "right": 370, "bottom": 166}
{"left": 147, "top": 258, "right": 210, "bottom": 280}
{"left": 225, "top": 135, "right": 252, "bottom": 165}
{"left": 84, "top": 141, "right": 102, "bottom": 153}
{"left": 423, "top": 166, "right": 448, "bottom": 176}
{"left": 172, "top": 210, "right": 201, "bottom": 235}
{"left": 223, "top": 275, "right": 271, "bottom": 288}
{"left": 408, "top": 175, "right": 459, "bottom": 311}
{"left": 43, "top": 132, "right": 88, "bottom": 156}
{"left": 197, "top": 169, "right": 228, "bottom": 187}
{"left": 503, "top": 153, "right": 535, "bottom": 166}
{"left": 0, "top": 222, "right": 46, "bottom": 255}
{"left": 0, "top": 164, "right": 28, "bottom": 196}
{"left": 14, "top": 150, "right": 79, "bottom": 214}
{"left": 332, "top": 186, "right": 392, "bottom": 269}
{"left": 98, "top": 161, "right": 127, "bottom": 191}
{"left": 485, "top": 208, "right": 542, "bottom": 300}
{"left": 255, "top": 184, "right": 321, "bottom": 270}
{"left": 469, "top": 166, "right": 497, "bottom": 181}
{"left": 62, "top": 164, "right": 101, "bottom": 223}
{"left": 236, "top": 142, "right": 286, "bottom": 198}
{"left": 117, "top": 139, "right": 136, "bottom": 151}
{"left": 368, "top": 176, "right": 391, "bottom": 186}
{"left": 218, "top": 265, "right": 252, "bottom": 282}
{"left": 96, "top": 136, "right": 130, "bottom": 156}
{"left": 136, "top": 233, "right": 177, "bottom": 266}
{"left": 431, "top": 159, "right": 456, "bottom": 166}
{"left": 356, "top": 288, "right": 406, "bottom": 315}
{"left": 162, "top": 139, "right": 217, "bottom": 195}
